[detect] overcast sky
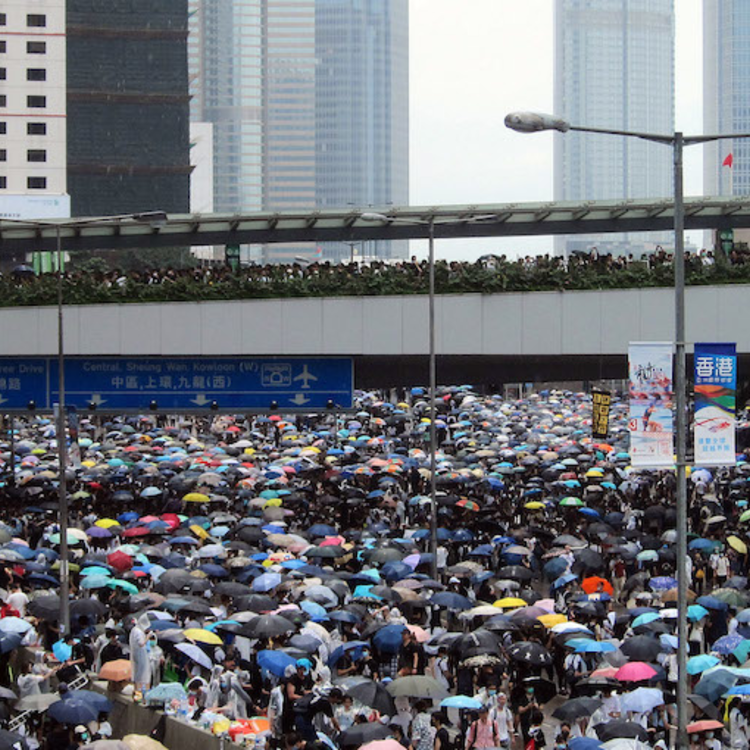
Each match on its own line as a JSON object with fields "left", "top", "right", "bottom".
{"left": 408, "top": 0, "right": 703, "bottom": 260}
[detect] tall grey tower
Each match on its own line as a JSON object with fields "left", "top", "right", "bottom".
{"left": 188, "top": 0, "right": 409, "bottom": 263}
{"left": 553, "top": 0, "right": 675, "bottom": 256}
{"left": 704, "top": 1, "right": 750, "bottom": 199}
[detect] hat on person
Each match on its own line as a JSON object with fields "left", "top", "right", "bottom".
{"left": 74, "top": 726, "right": 87, "bottom": 735}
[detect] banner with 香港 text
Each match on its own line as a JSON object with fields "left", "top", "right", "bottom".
{"left": 694, "top": 342, "right": 736, "bottom": 466}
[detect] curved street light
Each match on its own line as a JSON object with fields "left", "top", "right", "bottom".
{"left": 506, "top": 110, "right": 750, "bottom": 750}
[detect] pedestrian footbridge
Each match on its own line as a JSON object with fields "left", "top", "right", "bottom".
{"left": 0, "top": 284, "right": 747, "bottom": 386}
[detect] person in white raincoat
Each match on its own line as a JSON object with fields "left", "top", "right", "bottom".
{"left": 129, "top": 615, "right": 151, "bottom": 700}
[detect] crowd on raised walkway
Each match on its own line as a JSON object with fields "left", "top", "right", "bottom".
{"left": 0, "top": 389, "right": 749, "bottom": 750}
{"left": 2, "top": 243, "right": 750, "bottom": 307}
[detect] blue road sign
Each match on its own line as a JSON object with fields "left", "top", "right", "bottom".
{"left": 0, "top": 358, "right": 48, "bottom": 409}
{"left": 50, "top": 357, "right": 353, "bottom": 411}
{"left": 0, "top": 357, "right": 353, "bottom": 412}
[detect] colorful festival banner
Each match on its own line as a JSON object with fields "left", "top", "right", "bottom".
{"left": 591, "top": 389, "right": 612, "bottom": 440}
{"left": 694, "top": 342, "right": 736, "bottom": 466}
{"left": 628, "top": 342, "right": 674, "bottom": 467}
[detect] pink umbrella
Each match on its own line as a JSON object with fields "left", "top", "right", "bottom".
{"left": 615, "top": 662, "right": 658, "bottom": 682}
{"left": 361, "top": 741, "right": 406, "bottom": 750}
{"left": 320, "top": 536, "right": 345, "bottom": 547}
{"left": 406, "top": 624, "right": 429, "bottom": 643}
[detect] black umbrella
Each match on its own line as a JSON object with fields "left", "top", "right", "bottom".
{"left": 214, "top": 582, "right": 253, "bottom": 598}
{"left": 507, "top": 641, "right": 552, "bottom": 667}
{"left": 497, "top": 565, "right": 534, "bottom": 582}
{"left": 688, "top": 693, "right": 720, "bottom": 720}
{"left": 339, "top": 723, "right": 392, "bottom": 747}
{"left": 450, "top": 630, "right": 501, "bottom": 658}
{"left": 552, "top": 697, "right": 602, "bottom": 722}
{"left": 595, "top": 721, "right": 650, "bottom": 742}
{"left": 238, "top": 614, "right": 295, "bottom": 638}
{"left": 0, "top": 730, "right": 27, "bottom": 750}
{"left": 346, "top": 679, "right": 396, "bottom": 715}
{"left": 235, "top": 594, "right": 277, "bottom": 612}
{"left": 572, "top": 549, "right": 604, "bottom": 575}
{"left": 28, "top": 594, "right": 60, "bottom": 620}
{"left": 70, "top": 598, "right": 107, "bottom": 620}
{"left": 620, "top": 635, "right": 663, "bottom": 662}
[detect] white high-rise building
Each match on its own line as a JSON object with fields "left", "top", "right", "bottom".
{"left": 0, "top": 0, "right": 70, "bottom": 220}
{"left": 553, "top": 0, "right": 674, "bottom": 256}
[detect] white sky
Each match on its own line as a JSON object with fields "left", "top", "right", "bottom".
{"left": 408, "top": 0, "right": 703, "bottom": 260}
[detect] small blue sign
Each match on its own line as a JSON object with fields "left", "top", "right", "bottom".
{"left": 0, "top": 357, "right": 353, "bottom": 412}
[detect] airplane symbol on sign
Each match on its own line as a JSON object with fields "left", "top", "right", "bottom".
{"left": 293, "top": 365, "right": 317, "bottom": 389}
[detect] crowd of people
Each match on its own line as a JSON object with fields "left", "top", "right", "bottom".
{"left": 3, "top": 243, "right": 750, "bottom": 308}
{"left": 0, "top": 388, "right": 748, "bottom": 750}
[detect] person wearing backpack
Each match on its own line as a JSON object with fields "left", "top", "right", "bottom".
{"left": 465, "top": 705, "right": 501, "bottom": 750}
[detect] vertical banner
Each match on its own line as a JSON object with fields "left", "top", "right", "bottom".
{"left": 67, "top": 405, "right": 81, "bottom": 468}
{"left": 694, "top": 342, "right": 736, "bottom": 466}
{"left": 628, "top": 342, "right": 674, "bottom": 467}
{"left": 591, "top": 389, "right": 612, "bottom": 440}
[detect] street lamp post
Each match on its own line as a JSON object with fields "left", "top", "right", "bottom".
{"left": 360, "top": 212, "right": 439, "bottom": 579}
{"left": 506, "top": 111, "right": 750, "bottom": 749}
{"left": 0, "top": 211, "right": 167, "bottom": 635}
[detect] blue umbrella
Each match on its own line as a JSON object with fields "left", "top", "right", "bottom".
{"left": 712, "top": 633, "right": 745, "bottom": 655}
{"left": 308, "top": 524, "right": 337, "bottom": 538}
{"left": 253, "top": 573, "right": 282, "bottom": 592}
{"left": 688, "top": 604, "right": 710, "bottom": 621}
{"left": 430, "top": 592, "right": 472, "bottom": 611}
{"left": 544, "top": 558, "right": 569, "bottom": 580}
{"left": 381, "top": 562, "right": 411, "bottom": 582}
{"left": 649, "top": 576, "right": 678, "bottom": 591}
{"left": 440, "top": 695, "right": 483, "bottom": 710}
{"left": 258, "top": 649, "right": 297, "bottom": 678}
{"left": 687, "top": 654, "right": 720, "bottom": 675}
{"left": 551, "top": 573, "right": 578, "bottom": 591}
{"left": 695, "top": 667, "right": 739, "bottom": 702}
{"left": 48, "top": 698, "right": 98, "bottom": 725}
{"left": 327, "top": 641, "right": 369, "bottom": 668}
{"left": 300, "top": 600, "right": 328, "bottom": 620}
{"left": 631, "top": 612, "right": 661, "bottom": 628}
{"left": 145, "top": 683, "right": 187, "bottom": 705}
{"left": 62, "top": 690, "right": 112, "bottom": 713}
{"left": 568, "top": 739, "right": 604, "bottom": 750}
{"left": 372, "top": 624, "right": 406, "bottom": 654}
{"left": 697, "top": 596, "right": 729, "bottom": 611}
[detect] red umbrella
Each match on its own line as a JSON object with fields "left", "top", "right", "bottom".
{"left": 123, "top": 527, "right": 150, "bottom": 538}
{"left": 686, "top": 720, "right": 724, "bottom": 734}
{"left": 615, "top": 662, "right": 657, "bottom": 682}
{"left": 107, "top": 550, "right": 133, "bottom": 573}
{"left": 582, "top": 576, "right": 614, "bottom": 596}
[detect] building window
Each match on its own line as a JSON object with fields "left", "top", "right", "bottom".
{"left": 27, "top": 176, "right": 47, "bottom": 189}
{"left": 27, "top": 69, "right": 46, "bottom": 82}
{"left": 0, "top": 14, "right": 6, "bottom": 26}
{"left": 0, "top": 69, "right": 5, "bottom": 81}
{"left": 0, "top": 150, "right": 6, "bottom": 162}
{"left": 27, "top": 15, "right": 46, "bottom": 28}
{"left": 0, "top": 41, "right": 6, "bottom": 53}
{"left": 0, "top": 96, "right": 6, "bottom": 108}
{"left": 0, "top": 123, "right": 6, "bottom": 135}
{"left": 27, "top": 149, "right": 46, "bottom": 162}
{"left": 27, "top": 41, "right": 46, "bottom": 54}
{"left": 0, "top": 177, "right": 6, "bottom": 189}
{"left": 27, "top": 95, "right": 46, "bottom": 108}
{"left": 27, "top": 122, "right": 45, "bottom": 135}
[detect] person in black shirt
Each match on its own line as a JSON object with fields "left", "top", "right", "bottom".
{"left": 99, "top": 629, "right": 124, "bottom": 667}
{"left": 432, "top": 712, "right": 450, "bottom": 750}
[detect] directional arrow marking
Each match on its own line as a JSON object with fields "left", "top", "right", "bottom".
{"left": 0, "top": 395, "right": 8, "bottom": 406}
{"left": 89, "top": 394, "right": 107, "bottom": 406}
{"left": 290, "top": 393, "right": 310, "bottom": 406}
{"left": 191, "top": 394, "right": 211, "bottom": 406}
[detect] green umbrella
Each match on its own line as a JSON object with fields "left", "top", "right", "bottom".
{"left": 107, "top": 579, "right": 138, "bottom": 595}
{"left": 559, "top": 497, "right": 584, "bottom": 507}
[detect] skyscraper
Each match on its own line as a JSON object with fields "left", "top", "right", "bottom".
{"left": 188, "top": 0, "right": 409, "bottom": 262}
{"left": 67, "top": 0, "right": 191, "bottom": 217}
{"left": 704, "top": 1, "right": 750, "bottom": 199}
{"left": 553, "top": 0, "right": 675, "bottom": 255}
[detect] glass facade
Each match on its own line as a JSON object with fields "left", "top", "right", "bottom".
{"left": 704, "top": 1, "right": 750, "bottom": 200}
{"left": 553, "top": 0, "right": 674, "bottom": 254}
{"left": 189, "top": 0, "right": 409, "bottom": 262}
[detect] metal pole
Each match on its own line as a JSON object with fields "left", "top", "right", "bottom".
{"left": 673, "top": 131, "right": 688, "bottom": 750}
{"left": 7, "top": 415, "right": 14, "bottom": 488}
{"left": 56, "top": 225, "right": 70, "bottom": 636}
{"left": 428, "top": 220, "right": 438, "bottom": 581}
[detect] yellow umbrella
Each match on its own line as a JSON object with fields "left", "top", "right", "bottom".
{"left": 190, "top": 524, "right": 209, "bottom": 540}
{"left": 184, "top": 628, "right": 223, "bottom": 645}
{"left": 183, "top": 492, "right": 210, "bottom": 503}
{"left": 493, "top": 597, "right": 527, "bottom": 609}
{"left": 524, "top": 501, "right": 545, "bottom": 510}
{"left": 538, "top": 613, "right": 568, "bottom": 628}
{"left": 728, "top": 535, "right": 748, "bottom": 555}
{"left": 264, "top": 498, "right": 283, "bottom": 508}
{"left": 96, "top": 518, "right": 120, "bottom": 529}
